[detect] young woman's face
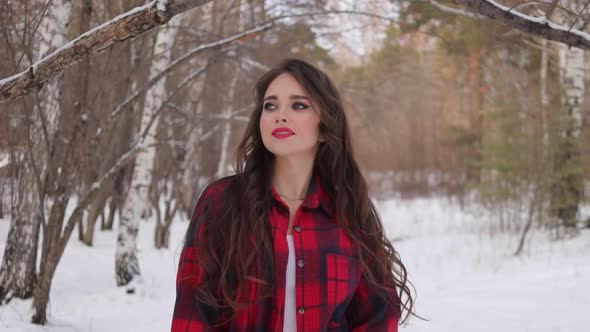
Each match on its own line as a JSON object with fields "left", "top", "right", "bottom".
{"left": 260, "top": 73, "right": 322, "bottom": 158}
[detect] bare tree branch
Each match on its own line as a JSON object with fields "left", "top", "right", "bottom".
{"left": 0, "top": 0, "right": 213, "bottom": 103}
{"left": 57, "top": 54, "right": 218, "bottom": 258}
{"left": 1, "top": 3, "right": 407, "bottom": 104}
{"left": 110, "top": 22, "right": 271, "bottom": 118}
{"left": 455, "top": 0, "right": 590, "bottom": 49}
{"left": 428, "top": 0, "right": 483, "bottom": 18}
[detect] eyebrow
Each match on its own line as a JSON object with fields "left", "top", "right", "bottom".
{"left": 263, "top": 95, "right": 310, "bottom": 101}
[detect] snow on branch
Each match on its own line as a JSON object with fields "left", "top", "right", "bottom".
{"left": 455, "top": 0, "right": 590, "bottom": 49}
{"left": 429, "top": 0, "right": 482, "bottom": 18}
{"left": 0, "top": 0, "right": 213, "bottom": 103}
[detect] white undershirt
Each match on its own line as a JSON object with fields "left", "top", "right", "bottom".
{"left": 283, "top": 234, "right": 297, "bottom": 332}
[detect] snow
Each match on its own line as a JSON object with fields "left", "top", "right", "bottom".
{"left": 0, "top": 196, "right": 589, "bottom": 331}
{"left": 0, "top": 202, "right": 180, "bottom": 331}
{"left": 0, "top": 153, "right": 8, "bottom": 169}
{"left": 429, "top": 0, "right": 480, "bottom": 19}
{"left": 377, "top": 198, "right": 590, "bottom": 331}
{"left": 156, "top": 0, "right": 169, "bottom": 13}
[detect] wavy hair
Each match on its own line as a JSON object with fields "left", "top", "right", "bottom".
{"left": 188, "top": 58, "right": 415, "bottom": 326}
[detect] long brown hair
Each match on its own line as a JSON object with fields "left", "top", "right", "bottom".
{"left": 188, "top": 58, "right": 415, "bottom": 325}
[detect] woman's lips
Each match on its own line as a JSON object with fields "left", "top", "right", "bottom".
{"left": 272, "top": 132, "right": 294, "bottom": 139}
{"left": 272, "top": 127, "right": 295, "bottom": 139}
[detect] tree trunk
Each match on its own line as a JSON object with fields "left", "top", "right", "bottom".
{"left": 81, "top": 190, "right": 108, "bottom": 245}
{"left": 31, "top": 194, "right": 69, "bottom": 324}
{"left": 102, "top": 195, "right": 118, "bottom": 230}
{"left": 154, "top": 188, "right": 178, "bottom": 249}
{"left": 30, "top": 260, "right": 56, "bottom": 325}
{"left": 73, "top": 0, "right": 95, "bottom": 246}
{"left": 180, "top": 90, "right": 206, "bottom": 214}
{"left": 77, "top": 214, "right": 86, "bottom": 242}
{"left": 0, "top": 170, "right": 40, "bottom": 303}
{"left": 154, "top": 221, "right": 170, "bottom": 248}
{"left": 0, "top": 0, "right": 214, "bottom": 102}
{"left": 154, "top": 200, "right": 174, "bottom": 249}
{"left": 215, "top": 0, "right": 246, "bottom": 178}
{"left": 466, "top": 48, "right": 483, "bottom": 183}
{"left": 28, "top": 0, "right": 75, "bottom": 324}
{"left": 514, "top": 185, "right": 539, "bottom": 256}
{"left": 179, "top": 5, "right": 215, "bottom": 214}
{"left": 538, "top": 38, "right": 550, "bottom": 229}
{"left": 215, "top": 62, "right": 240, "bottom": 178}
{"left": 115, "top": 16, "right": 181, "bottom": 287}
{"left": 454, "top": 0, "right": 590, "bottom": 51}
{"left": 549, "top": 43, "right": 585, "bottom": 229}
{"left": 0, "top": 0, "right": 72, "bottom": 305}
{"left": 540, "top": 39, "right": 549, "bottom": 146}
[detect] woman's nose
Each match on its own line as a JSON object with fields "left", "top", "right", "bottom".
{"left": 274, "top": 107, "right": 287, "bottom": 123}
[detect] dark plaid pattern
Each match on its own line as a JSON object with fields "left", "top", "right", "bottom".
{"left": 171, "top": 169, "right": 400, "bottom": 331}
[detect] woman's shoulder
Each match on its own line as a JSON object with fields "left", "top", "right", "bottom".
{"left": 199, "top": 174, "right": 238, "bottom": 201}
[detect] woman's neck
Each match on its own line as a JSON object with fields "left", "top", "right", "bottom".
{"left": 272, "top": 155, "right": 315, "bottom": 201}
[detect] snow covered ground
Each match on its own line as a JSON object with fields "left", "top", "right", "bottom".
{"left": 0, "top": 196, "right": 588, "bottom": 331}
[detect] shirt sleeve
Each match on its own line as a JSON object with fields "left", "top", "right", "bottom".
{"left": 345, "top": 269, "right": 401, "bottom": 332}
{"left": 171, "top": 186, "right": 221, "bottom": 332}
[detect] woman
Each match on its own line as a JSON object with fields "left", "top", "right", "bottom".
{"left": 171, "top": 58, "right": 414, "bottom": 331}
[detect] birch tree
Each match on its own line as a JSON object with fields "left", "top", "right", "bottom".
{"left": 0, "top": 0, "right": 72, "bottom": 305}
{"left": 427, "top": 0, "right": 587, "bottom": 232}
{"left": 179, "top": 2, "right": 236, "bottom": 211}
{"left": 180, "top": 77, "right": 208, "bottom": 212}
{"left": 215, "top": 0, "right": 247, "bottom": 179}
{"left": 22, "top": 25, "right": 261, "bottom": 323}
{"left": 0, "top": 0, "right": 214, "bottom": 103}
{"left": 214, "top": 1, "right": 266, "bottom": 178}
{"left": 215, "top": 59, "right": 241, "bottom": 178}
{"left": 115, "top": 15, "right": 181, "bottom": 288}
{"left": 454, "top": 0, "right": 590, "bottom": 49}
{"left": 549, "top": 39, "right": 585, "bottom": 229}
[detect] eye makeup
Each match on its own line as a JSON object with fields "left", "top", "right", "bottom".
{"left": 263, "top": 102, "right": 309, "bottom": 111}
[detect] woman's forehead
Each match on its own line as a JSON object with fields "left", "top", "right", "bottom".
{"left": 264, "top": 73, "right": 308, "bottom": 97}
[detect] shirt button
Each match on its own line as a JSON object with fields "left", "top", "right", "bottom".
{"left": 294, "top": 225, "right": 301, "bottom": 232}
{"left": 297, "top": 259, "right": 305, "bottom": 267}
{"left": 297, "top": 307, "right": 305, "bottom": 315}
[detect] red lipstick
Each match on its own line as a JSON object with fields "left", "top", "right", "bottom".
{"left": 272, "top": 127, "right": 295, "bottom": 139}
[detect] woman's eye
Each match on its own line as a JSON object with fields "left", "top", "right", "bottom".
{"left": 293, "top": 102, "right": 309, "bottom": 110}
{"left": 263, "top": 103, "right": 277, "bottom": 110}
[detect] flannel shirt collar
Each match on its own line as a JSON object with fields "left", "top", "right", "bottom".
{"left": 270, "top": 167, "right": 335, "bottom": 217}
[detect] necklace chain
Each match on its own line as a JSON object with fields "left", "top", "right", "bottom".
{"left": 277, "top": 191, "right": 306, "bottom": 201}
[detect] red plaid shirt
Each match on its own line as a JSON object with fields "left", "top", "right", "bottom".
{"left": 171, "top": 169, "right": 400, "bottom": 331}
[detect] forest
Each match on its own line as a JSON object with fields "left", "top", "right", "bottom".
{"left": 0, "top": 1, "right": 588, "bottom": 331}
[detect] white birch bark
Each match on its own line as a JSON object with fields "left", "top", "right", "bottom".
{"left": 0, "top": 0, "right": 72, "bottom": 303}
{"left": 553, "top": 1, "right": 585, "bottom": 139}
{"left": 550, "top": 0, "right": 586, "bottom": 227}
{"left": 0, "top": 0, "right": 214, "bottom": 102}
{"left": 115, "top": 15, "right": 181, "bottom": 288}
{"left": 215, "top": 62, "right": 240, "bottom": 178}
{"left": 558, "top": 44, "right": 585, "bottom": 137}
{"left": 455, "top": 0, "right": 590, "bottom": 50}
